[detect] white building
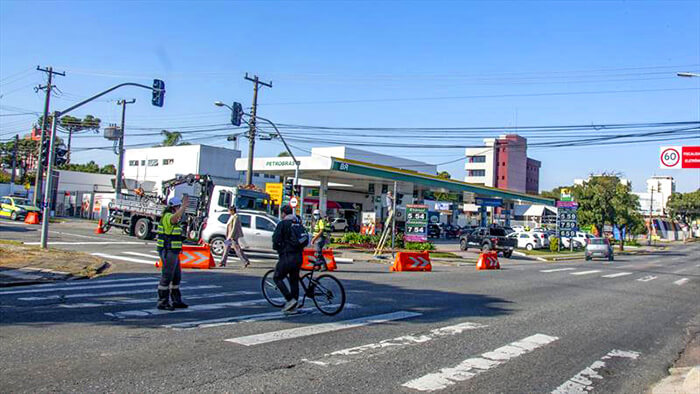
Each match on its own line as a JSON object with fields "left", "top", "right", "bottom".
{"left": 634, "top": 176, "right": 676, "bottom": 216}
{"left": 123, "top": 144, "right": 277, "bottom": 193}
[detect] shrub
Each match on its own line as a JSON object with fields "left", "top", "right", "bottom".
{"left": 549, "top": 237, "right": 559, "bottom": 252}
{"left": 404, "top": 242, "right": 435, "bottom": 251}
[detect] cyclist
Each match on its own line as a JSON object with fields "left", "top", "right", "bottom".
{"left": 311, "top": 209, "right": 331, "bottom": 271}
{"left": 272, "top": 205, "right": 307, "bottom": 314}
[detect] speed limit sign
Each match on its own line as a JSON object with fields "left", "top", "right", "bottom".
{"left": 660, "top": 146, "right": 681, "bottom": 169}
{"left": 289, "top": 196, "right": 299, "bottom": 208}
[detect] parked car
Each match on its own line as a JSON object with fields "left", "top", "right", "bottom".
{"left": 507, "top": 232, "right": 544, "bottom": 251}
{"left": 460, "top": 226, "right": 516, "bottom": 257}
{"left": 330, "top": 217, "right": 348, "bottom": 232}
{"left": 441, "top": 224, "right": 461, "bottom": 239}
{"left": 0, "top": 196, "right": 41, "bottom": 221}
{"left": 562, "top": 231, "right": 595, "bottom": 248}
{"left": 511, "top": 225, "right": 525, "bottom": 233}
{"left": 201, "top": 209, "right": 280, "bottom": 257}
{"left": 531, "top": 228, "right": 551, "bottom": 248}
{"left": 428, "top": 223, "right": 441, "bottom": 238}
{"left": 585, "top": 237, "right": 614, "bottom": 261}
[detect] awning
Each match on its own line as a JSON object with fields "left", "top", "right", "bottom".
{"left": 303, "top": 198, "right": 357, "bottom": 210}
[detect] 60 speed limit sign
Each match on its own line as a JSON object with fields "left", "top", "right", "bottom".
{"left": 659, "top": 146, "right": 681, "bottom": 169}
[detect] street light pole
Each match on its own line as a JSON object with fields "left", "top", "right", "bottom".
{"left": 115, "top": 99, "right": 136, "bottom": 198}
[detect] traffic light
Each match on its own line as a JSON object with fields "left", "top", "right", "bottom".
{"left": 396, "top": 193, "right": 404, "bottom": 205}
{"left": 283, "top": 178, "right": 294, "bottom": 197}
{"left": 54, "top": 144, "right": 68, "bottom": 166}
{"left": 294, "top": 184, "right": 301, "bottom": 197}
{"left": 152, "top": 79, "right": 165, "bottom": 107}
{"left": 231, "top": 102, "right": 243, "bottom": 126}
{"left": 40, "top": 138, "right": 50, "bottom": 167}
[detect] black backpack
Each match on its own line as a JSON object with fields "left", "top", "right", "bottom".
{"left": 288, "top": 219, "right": 310, "bottom": 250}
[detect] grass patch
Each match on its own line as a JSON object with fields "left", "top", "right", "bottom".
{"left": 0, "top": 242, "right": 108, "bottom": 278}
{"left": 0, "top": 239, "right": 22, "bottom": 246}
{"left": 429, "top": 252, "right": 461, "bottom": 258}
{"left": 519, "top": 248, "right": 583, "bottom": 256}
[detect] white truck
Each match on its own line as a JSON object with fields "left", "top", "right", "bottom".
{"left": 101, "top": 174, "right": 271, "bottom": 242}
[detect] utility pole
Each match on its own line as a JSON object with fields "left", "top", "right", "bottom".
{"left": 115, "top": 99, "right": 135, "bottom": 198}
{"left": 648, "top": 186, "right": 654, "bottom": 246}
{"left": 244, "top": 73, "right": 272, "bottom": 186}
{"left": 10, "top": 134, "right": 18, "bottom": 195}
{"left": 33, "top": 66, "right": 65, "bottom": 206}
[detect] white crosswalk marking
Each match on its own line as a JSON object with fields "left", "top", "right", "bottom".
{"left": 165, "top": 303, "right": 361, "bottom": 330}
{"left": 570, "top": 270, "right": 602, "bottom": 276}
{"left": 402, "top": 333, "right": 559, "bottom": 391}
{"left": 60, "top": 290, "right": 257, "bottom": 308}
{"left": 0, "top": 277, "right": 156, "bottom": 293}
{"left": 601, "top": 272, "right": 633, "bottom": 278}
{"left": 25, "top": 241, "right": 146, "bottom": 245}
{"left": 17, "top": 285, "right": 219, "bottom": 301}
{"left": 303, "top": 321, "right": 487, "bottom": 367}
{"left": 107, "top": 298, "right": 284, "bottom": 318}
{"left": 637, "top": 275, "right": 657, "bottom": 282}
{"left": 226, "top": 311, "right": 422, "bottom": 346}
{"left": 91, "top": 253, "right": 155, "bottom": 265}
{"left": 540, "top": 268, "right": 576, "bottom": 273}
{"left": 552, "top": 349, "right": 640, "bottom": 393}
{"left": 124, "top": 252, "right": 160, "bottom": 259}
{"left": 674, "top": 278, "right": 689, "bottom": 286}
{"left": 0, "top": 280, "right": 159, "bottom": 295}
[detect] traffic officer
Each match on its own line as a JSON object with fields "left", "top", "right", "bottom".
{"left": 311, "top": 209, "right": 331, "bottom": 271}
{"left": 156, "top": 194, "right": 190, "bottom": 311}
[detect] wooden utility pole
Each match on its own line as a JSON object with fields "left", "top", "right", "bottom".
{"left": 243, "top": 73, "right": 272, "bottom": 186}
{"left": 33, "top": 66, "right": 65, "bottom": 206}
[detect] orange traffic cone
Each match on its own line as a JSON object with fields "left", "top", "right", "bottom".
{"left": 24, "top": 212, "right": 40, "bottom": 225}
{"left": 94, "top": 219, "right": 105, "bottom": 234}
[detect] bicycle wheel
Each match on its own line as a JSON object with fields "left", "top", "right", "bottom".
{"left": 261, "top": 269, "right": 286, "bottom": 307}
{"left": 311, "top": 274, "right": 346, "bottom": 316}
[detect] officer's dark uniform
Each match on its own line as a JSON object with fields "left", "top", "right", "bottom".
{"left": 156, "top": 211, "right": 187, "bottom": 310}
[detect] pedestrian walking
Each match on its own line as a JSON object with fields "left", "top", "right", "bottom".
{"left": 155, "top": 195, "right": 190, "bottom": 311}
{"left": 311, "top": 209, "right": 331, "bottom": 271}
{"left": 272, "top": 205, "right": 308, "bottom": 314}
{"left": 219, "top": 205, "right": 251, "bottom": 268}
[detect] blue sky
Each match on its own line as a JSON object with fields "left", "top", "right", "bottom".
{"left": 1, "top": 0, "right": 698, "bottom": 192}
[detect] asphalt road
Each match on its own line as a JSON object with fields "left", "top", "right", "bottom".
{"left": 1, "top": 218, "right": 699, "bottom": 393}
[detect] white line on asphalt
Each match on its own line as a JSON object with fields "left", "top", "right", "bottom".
{"left": 107, "top": 298, "right": 284, "bottom": 318}
{"left": 637, "top": 275, "right": 658, "bottom": 282}
{"left": 540, "top": 268, "right": 576, "bottom": 273}
{"left": 402, "top": 333, "right": 559, "bottom": 391}
{"left": 50, "top": 231, "right": 105, "bottom": 240}
{"left": 124, "top": 252, "right": 161, "bottom": 259}
{"left": 17, "top": 284, "right": 219, "bottom": 301}
{"left": 25, "top": 241, "right": 146, "bottom": 245}
{"left": 570, "top": 270, "right": 602, "bottom": 276}
{"left": 674, "top": 278, "right": 689, "bottom": 286}
{"left": 0, "top": 277, "right": 156, "bottom": 293}
{"left": 91, "top": 253, "right": 155, "bottom": 265}
{"left": 601, "top": 272, "right": 633, "bottom": 278}
{"left": 164, "top": 303, "right": 361, "bottom": 330}
{"left": 552, "top": 349, "right": 640, "bottom": 394}
{"left": 226, "top": 311, "right": 423, "bottom": 346}
{"left": 303, "top": 321, "right": 488, "bottom": 367}
{"left": 59, "top": 290, "right": 258, "bottom": 308}
{"left": 0, "top": 281, "right": 159, "bottom": 295}
{"left": 335, "top": 257, "right": 353, "bottom": 263}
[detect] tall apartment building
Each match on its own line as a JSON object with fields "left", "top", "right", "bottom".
{"left": 464, "top": 134, "right": 541, "bottom": 194}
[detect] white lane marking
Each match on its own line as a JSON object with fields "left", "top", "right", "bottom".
{"left": 0, "top": 277, "right": 156, "bottom": 292}
{"left": 570, "top": 270, "right": 602, "bottom": 276}
{"left": 51, "top": 231, "right": 105, "bottom": 240}
{"left": 335, "top": 257, "right": 353, "bottom": 263}
{"left": 551, "top": 349, "right": 640, "bottom": 393}
{"left": 25, "top": 241, "right": 146, "bottom": 245}
{"left": 402, "top": 333, "right": 559, "bottom": 391}
{"left": 91, "top": 253, "right": 155, "bottom": 265}
{"left": 124, "top": 252, "right": 160, "bottom": 259}
{"left": 17, "top": 285, "right": 220, "bottom": 301}
{"left": 540, "top": 268, "right": 576, "bottom": 273}
{"left": 107, "top": 298, "right": 284, "bottom": 318}
{"left": 59, "top": 290, "right": 257, "bottom": 308}
{"left": 601, "top": 272, "right": 633, "bottom": 278}
{"left": 165, "top": 303, "right": 361, "bottom": 330}
{"left": 0, "top": 281, "right": 159, "bottom": 295}
{"left": 674, "top": 278, "right": 689, "bottom": 286}
{"left": 303, "top": 321, "right": 487, "bottom": 367}
{"left": 637, "top": 275, "right": 658, "bottom": 282}
{"left": 226, "top": 311, "right": 422, "bottom": 346}
{"left": 673, "top": 268, "right": 688, "bottom": 273}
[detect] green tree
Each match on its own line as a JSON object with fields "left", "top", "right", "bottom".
{"left": 540, "top": 186, "right": 566, "bottom": 201}
{"left": 666, "top": 190, "right": 700, "bottom": 223}
{"left": 573, "top": 174, "right": 642, "bottom": 250}
{"left": 100, "top": 164, "right": 116, "bottom": 175}
{"left": 277, "top": 151, "right": 290, "bottom": 157}
{"left": 60, "top": 115, "right": 101, "bottom": 164}
{"left": 437, "top": 171, "right": 451, "bottom": 179}
{"left": 158, "top": 130, "right": 189, "bottom": 147}
{"left": 0, "top": 136, "right": 39, "bottom": 183}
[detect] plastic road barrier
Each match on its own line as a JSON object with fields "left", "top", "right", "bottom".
{"left": 24, "top": 212, "right": 40, "bottom": 225}
{"left": 390, "top": 251, "right": 432, "bottom": 272}
{"left": 156, "top": 244, "right": 215, "bottom": 269}
{"left": 476, "top": 251, "right": 500, "bottom": 270}
{"left": 301, "top": 248, "right": 338, "bottom": 271}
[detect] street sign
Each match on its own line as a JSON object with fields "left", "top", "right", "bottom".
{"left": 557, "top": 204, "right": 578, "bottom": 239}
{"left": 289, "top": 196, "right": 299, "bottom": 208}
{"left": 405, "top": 204, "right": 428, "bottom": 242}
{"left": 265, "top": 183, "right": 283, "bottom": 206}
{"left": 660, "top": 146, "right": 700, "bottom": 169}
{"left": 560, "top": 188, "right": 572, "bottom": 202}
{"left": 475, "top": 197, "right": 502, "bottom": 207}
{"left": 556, "top": 201, "right": 579, "bottom": 208}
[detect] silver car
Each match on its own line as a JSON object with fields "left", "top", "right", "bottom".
{"left": 585, "top": 237, "right": 614, "bottom": 261}
{"left": 200, "top": 209, "right": 280, "bottom": 258}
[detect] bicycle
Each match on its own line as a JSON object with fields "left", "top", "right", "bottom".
{"left": 261, "top": 262, "right": 346, "bottom": 316}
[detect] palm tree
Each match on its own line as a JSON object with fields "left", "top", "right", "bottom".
{"left": 159, "top": 130, "right": 189, "bottom": 146}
